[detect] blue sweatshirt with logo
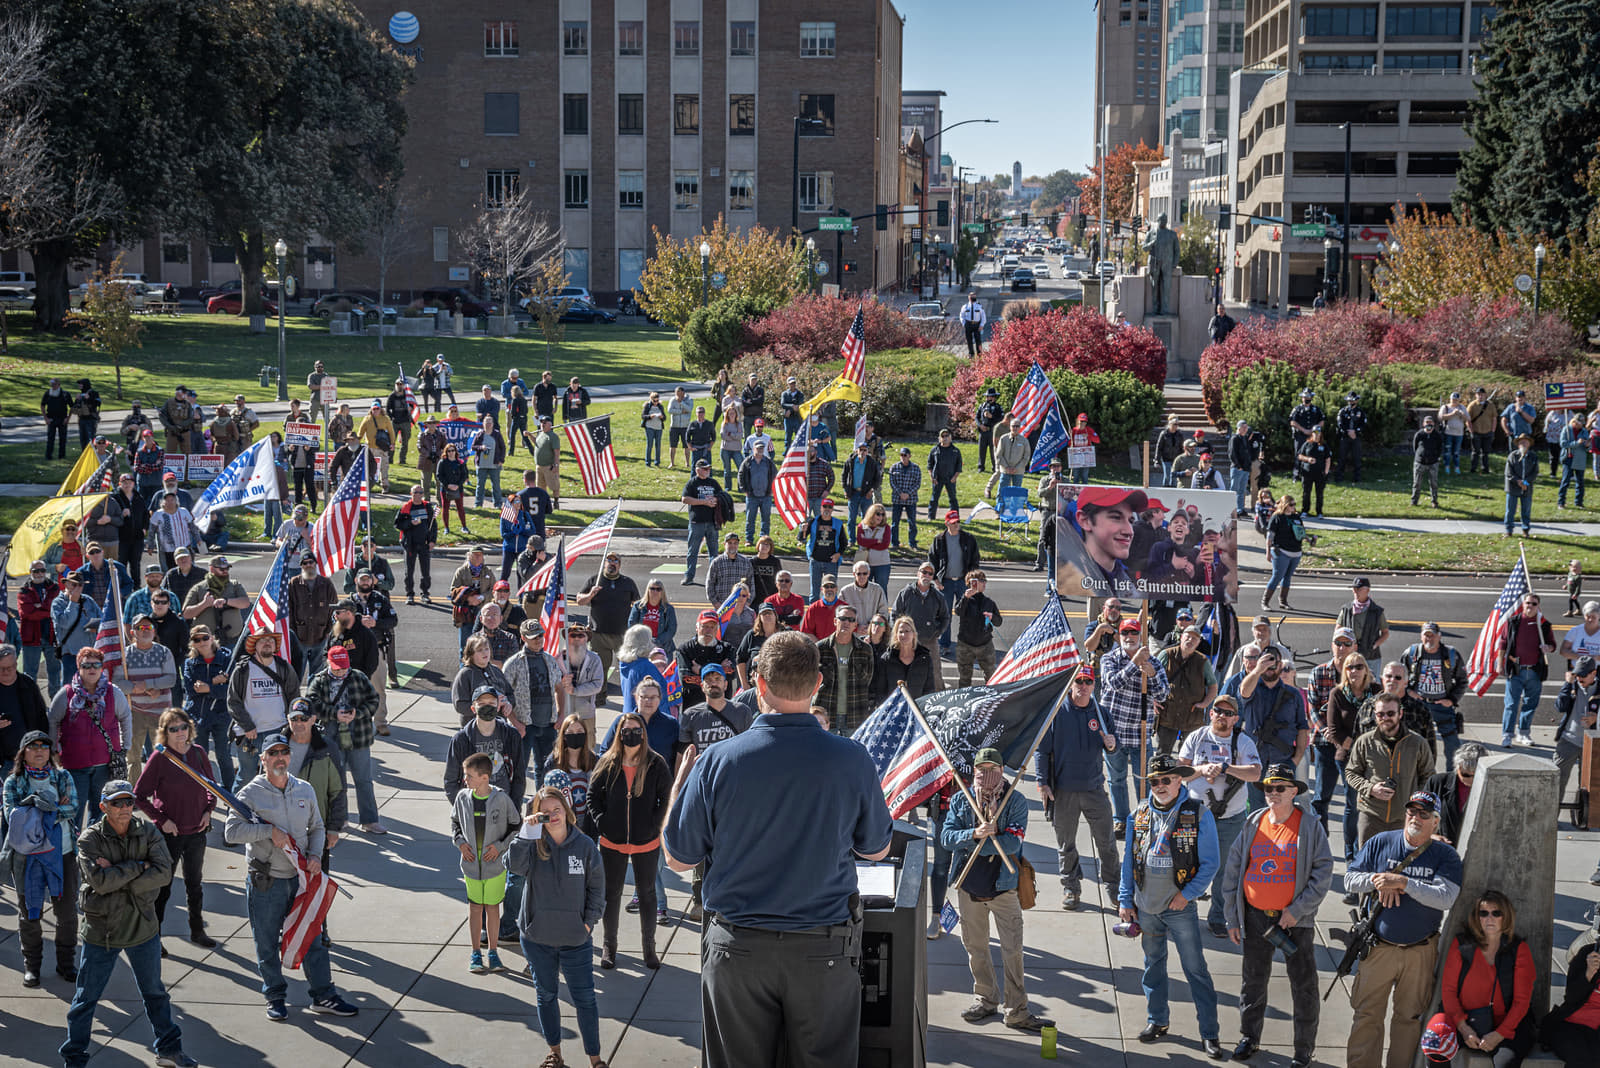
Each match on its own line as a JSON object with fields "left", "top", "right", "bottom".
{"left": 1344, "top": 830, "right": 1462, "bottom": 946}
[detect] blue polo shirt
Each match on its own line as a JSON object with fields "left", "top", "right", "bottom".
{"left": 1501, "top": 401, "right": 1536, "bottom": 438}
{"left": 664, "top": 712, "right": 893, "bottom": 929}
{"left": 1221, "top": 672, "right": 1308, "bottom": 766}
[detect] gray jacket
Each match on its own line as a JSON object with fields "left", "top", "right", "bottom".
{"left": 892, "top": 582, "right": 950, "bottom": 644}
{"left": 50, "top": 594, "right": 99, "bottom": 660}
{"left": 506, "top": 826, "right": 605, "bottom": 947}
{"left": 227, "top": 654, "right": 302, "bottom": 736}
{"left": 452, "top": 785, "right": 521, "bottom": 882}
{"left": 225, "top": 773, "right": 326, "bottom": 879}
{"left": 1220, "top": 798, "right": 1334, "bottom": 931}
{"left": 504, "top": 646, "right": 565, "bottom": 728}
{"left": 562, "top": 649, "right": 605, "bottom": 721}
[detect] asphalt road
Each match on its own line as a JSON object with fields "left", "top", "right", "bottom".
{"left": 213, "top": 541, "right": 1566, "bottom": 729}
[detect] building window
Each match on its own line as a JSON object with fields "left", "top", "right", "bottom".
{"left": 728, "top": 170, "right": 754, "bottom": 211}
{"left": 484, "top": 92, "right": 519, "bottom": 136}
{"left": 1406, "top": 152, "right": 1461, "bottom": 176}
{"left": 161, "top": 241, "right": 189, "bottom": 264}
{"left": 563, "top": 94, "right": 588, "bottom": 134}
{"left": 675, "top": 95, "right": 700, "bottom": 135}
{"left": 1386, "top": 5, "right": 1462, "bottom": 37}
{"left": 799, "top": 21, "right": 835, "bottom": 57}
{"left": 1214, "top": 107, "right": 1229, "bottom": 136}
{"left": 1223, "top": 21, "right": 1245, "bottom": 52}
{"left": 618, "top": 20, "right": 643, "bottom": 56}
{"left": 1215, "top": 66, "right": 1234, "bottom": 95}
{"left": 1409, "top": 99, "right": 1471, "bottom": 124}
{"left": 1301, "top": 6, "right": 1379, "bottom": 39}
{"left": 484, "top": 21, "right": 518, "bottom": 57}
{"left": 674, "top": 171, "right": 700, "bottom": 211}
{"left": 674, "top": 21, "right": 700, "bottom": 56}
{"left": 1470, "top": 4, "right": 1497, "bottom": 41}
{"left": 563, "top": 21, "right": 588, "bottom": 55}
{"left": 619, "top": 249, "right": 645, "bottom": 292}
{"left": 798, "top": 171, "right": 833, "bottom": 213}
{"left": 485, "top": 169, "right": 520, "bottom": 206}
{"left": 1383, "top": 52, "right": 1461, "bottom": 69}
{"left": 564, "top": 170, "right": 589, "bottom": 209}
{"left": 730, "top": 20, "right": 756, "bottom": 56}
{"left": 1168, "top": 68, "right": 1202, "bottom": 100}
{"left": 798, "top": 94, "right": 835, "bottom": 136}
{"left": 209, "top": 244, "right": 235, "bottom": 264}
{"left": 564, "top": 248, "right": 589, "bottom": 289}
{"left": 729, "top": 94, "right": 755, "bottom": 135}
{"left": 619, "top": 170, "right": 644, "bottom": 210}
{"left": 432, "top": 227, "right": 449, "bottom": 262}
{"left": 1292, "top": 151, "right": 1397, "bottom": 176}
{"left": 1300, "top": 52, "right": 1376, "bottom": 70}
{"left": 618, "top": 94, "right": 644, "bottom": 135}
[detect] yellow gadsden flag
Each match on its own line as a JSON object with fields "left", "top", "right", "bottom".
{"left": 797, "top": 374, "right": 862, "bottom": 419}
{"left": 58, "top": 445, "right": 104, "bottom": 496}
{"left": 6, "top": 494, "right": 110, "bottom": 578}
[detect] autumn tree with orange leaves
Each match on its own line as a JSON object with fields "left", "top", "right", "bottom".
{"left": 1077, "top": 141, "right": 1165, "bottom": 223}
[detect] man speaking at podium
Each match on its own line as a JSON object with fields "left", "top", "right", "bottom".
{"left": 664, "top": 631, "right": 894, "bottom": 1067}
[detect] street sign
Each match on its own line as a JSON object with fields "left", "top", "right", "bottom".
{"left": 284, "top": 275, "right": 297, "bottom": 299}
{"left": 1515, "top": 273, "right": 1534, "bottom": 293}
{"left": 815, "top": 261, "right": 830, "bottom": 276}
{"left": 320, "top": 376, "right": 338, "bottom": 405}
{"left": 818, "top": 216, "right": 852, "bottom": 231}
{"left": 963, "top": 223, "right": 984, "bottom": 233}
{"left": 910, "top": 226, "right": 923, "bottom": 242}
{"left": 710, "top": 272, "right": 727, "bottom": 289}
{"left": 1289, "top": 224, "right": 1326, "bottom": 239}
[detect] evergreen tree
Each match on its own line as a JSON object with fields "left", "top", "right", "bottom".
{"left": 1456, "top": 0, "right": 1600, "bottom": 239}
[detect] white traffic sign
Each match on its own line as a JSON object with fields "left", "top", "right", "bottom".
{"left": 320, "top": 376, "right": 338, "bottom": 404}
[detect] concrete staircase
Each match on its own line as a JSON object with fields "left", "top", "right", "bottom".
{"left": 1144, "top": 387, "right": 1233, "bottom": 478}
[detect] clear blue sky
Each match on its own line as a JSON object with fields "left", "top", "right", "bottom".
{"left": 900, "top": 0, "right": 1098, "bottom": 182}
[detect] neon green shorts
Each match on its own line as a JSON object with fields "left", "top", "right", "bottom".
{"left": 465, "top": 871, "right": 507, "bottom": 906}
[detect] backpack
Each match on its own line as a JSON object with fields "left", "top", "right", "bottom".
{"left": 375, "top": 427, "right": 392, "bottom": 452}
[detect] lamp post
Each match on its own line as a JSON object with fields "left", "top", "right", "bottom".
{"left": 920, "top": 120, "right": 997, "bottom": 300}
{"left": 1533, "top": 242, "right": 1546, "bottom": 318}
{"left": 273, "top": 237, "right": 288, "bottom": 401}
{"left": 699, "top": 241, "right": 711, "bottom": 308}
{"left": 1340, "top": 122, "right": 1352, "bottom": 300}
{"left": 805, "top": 237, "right": 817, "bottom": 294}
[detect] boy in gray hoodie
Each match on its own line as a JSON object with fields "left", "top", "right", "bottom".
{"left": 452, "top": 753, "right": 519, "bottom": 974}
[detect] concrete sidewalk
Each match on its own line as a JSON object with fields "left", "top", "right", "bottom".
{"left": 0, "top": 688, "right": 1592, "bottom": 1067}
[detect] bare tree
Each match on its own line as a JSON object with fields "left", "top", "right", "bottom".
{"left": 361, "top": 185, "right": 422, "bottom": 352}
{"left": 523, "top": 255, "right": 575, "bottom": 375}
{"left": 456, "top": 185, "right": 563, "bottom": 327}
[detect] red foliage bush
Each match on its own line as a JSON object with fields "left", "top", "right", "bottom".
{"left": 736, "top": 294, "right": 933, "bottom": 362}
{"left": 1375, "top": 295, "right": 1575, "bottom": 375}
{"left": 1198, "top": 319, "right": 1295, "bottom": 428}
{"left": 944, "top": 306, "right": 1166, "bottom": 430}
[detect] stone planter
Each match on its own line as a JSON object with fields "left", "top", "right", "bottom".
{"left": 396, "top": 317, "right": 433, "bottom": 337}
{"left": 487, "top": 315, "right": 518, "bottom": 337}
{"left": 328, "top": 319, "right": 349, "bottom": 336}
{"left": 924, "top": 402, "right": 950, "bottom": 432}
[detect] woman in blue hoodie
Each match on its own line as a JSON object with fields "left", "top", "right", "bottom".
{"left": 508, "top": 784, "right": 606, "bottom": 1068}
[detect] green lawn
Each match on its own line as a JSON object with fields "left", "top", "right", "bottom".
{"left": 1286, "top": 453, "right": 1592, "bottom": 523}
{"left": 0, "top": 310, "right": 683, "bottom": 411}
{"left": 1297, "top": 529, "right": 1585, "bottom": 575}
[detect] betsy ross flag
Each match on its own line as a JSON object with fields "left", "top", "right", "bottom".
{"left": 281, "top": 838, "right": 338, "bottom": 969}
{"left": 563, "top": 416, "right": 619, "bottom": 495}
{"left": 311, "top": 448, "right": 367, "bottom": 578}
{"left": 520, "top": 502, "right": 621, "bottom": 594}
{"left": 853, "top": 688, "right": 953, "bottom": 818}
{"left": 1008, "top": 362, "right": 1059, "bottom": 436}
{"left": 1466, "top": 552, "right": 1532, "bottom": 696}
{"left": 774, "top": 419, "right": 812, "bottom": 530}
{"left": 245, "top": 542, "right": 294, "bottom": 651}
{"left": 1545, "top": 381, "right": 1588, "bottom": 411}
{"left": 990, "top": 595, "right": 1082, "bottom": 684}
{"left": 540, "top": 540, "right": 566, "bottom": 656}
{"left": 93, "top": 580, "right": 126, "bottom": 675}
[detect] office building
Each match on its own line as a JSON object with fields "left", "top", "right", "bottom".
{"left": 1229, "top": 1, "right": 1492, "bottom": 306}
{"left": 1161, "top": 0, "right": 1247, "bottom": 143}
{"left": 1095, "top": 0, "right": 1163, "bottom": 159}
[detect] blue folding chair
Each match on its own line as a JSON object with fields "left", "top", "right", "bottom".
{"left": 996, "top": 486, "right": 1033, "bottom": 541}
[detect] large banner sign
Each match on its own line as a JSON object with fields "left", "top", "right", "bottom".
{"left": 1055, "top": 485, "right": 1239, "bottom": 604}
{"left": 436, "top": 417, "right": 483, "bottom": 451}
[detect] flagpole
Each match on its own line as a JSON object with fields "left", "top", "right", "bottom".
{"left": 948, "top": 681, "right": 1071, "bottom": 889}
{"left": 1137, "top": 601, "right": 1151, "bottom": 800}
{"left": 598, "top": 497, "right": 624, "bottom": 560}
{"left": 898, "top": 682, "right": 1016, "bottom": 875}
{"left": 111, "top": 574, "right": 128, "bottom": 683}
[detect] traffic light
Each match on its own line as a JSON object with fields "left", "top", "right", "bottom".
{"left": 1047, "top": 213, "right": 1058, "bottom": 233}
{"left": 1077, "top": 212, "right": 1087, "bottom": 234}
{"left": 875, "top": 204, "right": 888, "bottom": 231}
{"left": 936, "top": 200, "right": 949, "bottom": 227}
{"left": 1113, "top": 220, "right": 1122, "bottom": 236}
{"left": 1132, "top": 215, "right": 1143, "bottom": 230}
{"left": 842, "top": 260, "right": 856, "bottom": 275}
{"left": 1020, "top": 212, "right": 1029, "bottom": 227}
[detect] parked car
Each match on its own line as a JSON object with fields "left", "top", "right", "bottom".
{"left": 0, "top": 286, "right": 34, "bottom": 309}
{"left": 206, "top": 292, "right": 278, "bottom": 315}
{"left": 516, "top": 285, "right": 593, "bottom": 312}
{"left": 419, "top": 286, "right": 497, "bottom": 317}
{"left": 558, "top": 300, "right": 616, "bottom": 324}
{"left": 310, "top": 292, "right": 378, "bottom": 318}
{"left": 906, "top": 301, "right": 947, "bottom": 322}
{"left": 0, "top": 270, "right": 36, "bottom": 293}
{"left": 1010, "top": 267, "right": 1037, "bottom": 292}
{"left": 197, "top": 279, "right": 269, "bottom": 303}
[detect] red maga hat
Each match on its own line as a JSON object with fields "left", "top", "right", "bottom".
{"left": 1076, "top": 486, "right": 1149, "bottom": 512}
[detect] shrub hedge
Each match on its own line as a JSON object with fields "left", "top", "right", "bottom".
{"left": 978, "top": 367, "right": 1165, "bottom": 456}
{"left": 1220, "top": 361, "right": 1406, "bottom": 460}
{"left": 681, "top": 294, "right": 778, "bottom": 377}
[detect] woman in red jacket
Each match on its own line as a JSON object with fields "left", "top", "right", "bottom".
{"left": 132, "top": 708, "right": 219, "bottom": 953}
{"left": 1442, "top": 889, "right": 1538, "bottom": 1065}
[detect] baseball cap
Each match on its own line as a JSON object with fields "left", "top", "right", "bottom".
{"left": 1420, "top": 1013, "right": 1459, "bottom": 1064}
{"left": 1210, "top": 694, "right": 1239, "bottom": 712}
{"left": 1253, "top": 614, "right": 1272, "bottom": 626}
{"left": 945, "top": 509, "right": 960, "bottom": 521}
{"left": 101, "top": 780, "right": 136, "bottom": 801}
{"left": 519, "top": 619, "right": 544, "bottom": 639}
{"left": 899, "top": 446, "right": 911, "bottom": 455}
{"left": 175, "top": 546, "right": 192, "bottom": 559}
{"left": 471, "top": 684, "right": 501, "bottom": 702}
{"left": 698, "top": 610, "right": 720, "bottom": 622}
{"left": 299, "top": 550, "right": 316, "bottom": 565}
{"left": 493, "top": 579, "right": 511, "bottom": 591}
{"left": 260, "top": 733, "right": 292, "bottom": 754}
{"left": 1405, "top": 790, "right": 1441, "bottom": 815}
{"left": 209, "top": 555, "right": 231, "bottom": 569}
{"left": 974, "top": 748, "right": 1003, "bottom": 769}
{"left": 1076, "top": 486, "right": 1149, "bottom": 512}
{"left": 1575, "top": 655, "right": 1598, "bottom": 677}
{"left": 1333, "top": 626, "right": 1358, "bottom": 643}
{"left": 1176, "top": 607, "right": 1195, "bottom": 620}
{"left": 1118, "top": 619, "right": 1142, "bottom": 633}
{"left": 1182, "top": 625, "right": 1204, "bottom": 637}
{"left": 288, "top": 698, "right": 315, "bottom": 720}
{"left": 753, "top": 418, "right": 764, "bottom": 427}
{"left": 326, "top": 645, "right": 350, "bottom": 669}
{"left": 820, "top": 497, "right": 834, "bottom": 507}
{"left": 1421, "top": 620, "right": 1440, "bottom": 635}
{"left": 1073, "top": 665, "right": 1095, "bottom": 681}
{"left": 700, "top": 663, "right": 726, "bottom": 678}
{"left": 1350, "top": 576, "right": 1370, "bottom": 589}
{"left": 143, "top": 563, "right": 163, "bottom": 575}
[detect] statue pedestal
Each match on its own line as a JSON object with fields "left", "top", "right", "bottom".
{"left": 1106, "top": 271, "right": 1213, "bottom": 381}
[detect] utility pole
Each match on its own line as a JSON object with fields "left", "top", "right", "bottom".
{"left": 1341, "top": 122, "right": 1352, "bottom": 300}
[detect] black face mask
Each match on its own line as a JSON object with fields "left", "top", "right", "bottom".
{"left": 563, "top": 732, "right": 587, "bottom": 750}
{"left": 619, "top": 728, "right": 644, "bottom": 747}
{"left": 475, "top": 706, "right": 498, "bottom": 721}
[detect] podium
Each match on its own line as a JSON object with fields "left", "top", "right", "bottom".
{"left": 857, "top": 821, "right": 928, "bottom": 1068}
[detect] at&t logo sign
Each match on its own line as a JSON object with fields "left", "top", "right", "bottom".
{"left": 388, "top": 11, "right": 424, "bottom": 60}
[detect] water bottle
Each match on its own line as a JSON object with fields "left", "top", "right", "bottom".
{"left": 1112, "top": 920, "right": 1141, "bottom": 938}
{"left": 1040, "top": 1024, "right": 1058, "bottom": 1059}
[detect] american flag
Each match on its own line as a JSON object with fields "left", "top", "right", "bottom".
{"left": 990, "top": 595, "right": 1082, "bottom": 684}
{"left": 1545, "top": 381, "right": 1588, "bottom": 411}
{"left": 851, "top": 413, "right": 868, "bottom": 452}
{"left": 563, "top": 416, "right": 619, "bottom": 495}
{"left": 281, "top": 838, "right": 338, "bottom": 969}
{"left": 245, "top": 542, "right": 294, "bottom": 651}
{"left": 500, "top": 498, "right": 519, "bottom": 524}
{"left": 540, "top": 539, "right": 566, "bottom": 656}
{"left": 1466, "top": 553, "right": 1531, "bottom": 696}
{"left": 75, "top": 452, "right": 117, "bottom": 495}
{"left": 839, "top": 303, "right": 866, "bottom": 386}
{"left": 853, "top": 689, "right": 952, "bottom": 819}
{"left": 1008, "top": 362, "right": 1059, "bottom": 436}
{"left": 519, "top": 502, "right": 620, "bottom": 594}
{"left": 774, "top": 419, "right": 812, "bottom": 530}
{"left": 93, "top": 579, "right": 125, "bottom": 675}
{"left": 311, "top": 448, "right": 366, "bottom": 578}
